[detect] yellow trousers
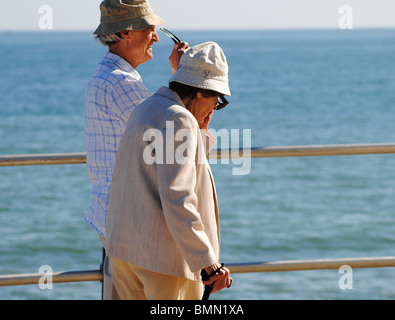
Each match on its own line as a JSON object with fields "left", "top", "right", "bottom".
{"left": 110, "top": 257, "right": 203, "bottom": 300}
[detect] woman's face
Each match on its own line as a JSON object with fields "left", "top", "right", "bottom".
{"left": 186, "top": 93, "right": 219, "bottom": 129}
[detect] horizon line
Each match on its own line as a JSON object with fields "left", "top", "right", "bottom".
{"left": 1, "top": 26, "right": 395, "bottom": 32}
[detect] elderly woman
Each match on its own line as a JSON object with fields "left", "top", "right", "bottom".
{"left": 105, "top": 42, "right": 232, "bottom": 300}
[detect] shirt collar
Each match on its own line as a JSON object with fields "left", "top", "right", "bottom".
{"left": 102, "top": 51, "right": 140, "bottom": 78}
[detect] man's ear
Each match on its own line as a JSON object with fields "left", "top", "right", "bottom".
{"left": 120, "top": 30, "right": 131, "bottom": 39}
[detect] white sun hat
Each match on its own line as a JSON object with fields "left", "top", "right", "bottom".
{"left": 169, "top": 41, "right": 231, "bottom": 96}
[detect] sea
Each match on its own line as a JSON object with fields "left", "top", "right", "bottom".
{"left": 0, "top": 28, "right": 395, "bottom": 300}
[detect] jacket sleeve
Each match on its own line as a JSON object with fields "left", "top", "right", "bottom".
{"left": 156, "top": 112, "right": 218, "bottom": 273}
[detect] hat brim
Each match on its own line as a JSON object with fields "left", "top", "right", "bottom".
{"left": 169, "top": 71, "right": 231, "bottom": 97}
{"left": 94, "top": 13, "right": 164, "bottom": 35}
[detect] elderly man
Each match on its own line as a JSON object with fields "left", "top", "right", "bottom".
{"left": 106, "top": 42, "right": 232, "bottom": 300}
{"left": 85, "top": 0, "right": 188, "bottom": 299}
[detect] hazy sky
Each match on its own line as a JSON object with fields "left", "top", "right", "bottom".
{"left": 1, "top": 0, "right": 394, "bottom": 31}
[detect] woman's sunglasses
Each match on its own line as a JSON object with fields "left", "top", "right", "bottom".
{"left": 216, "top": 95, "right": 229, "bottom": 110}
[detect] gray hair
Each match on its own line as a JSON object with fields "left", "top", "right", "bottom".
{"left": 95, "top": 33, "right": 123, "bottom": 46}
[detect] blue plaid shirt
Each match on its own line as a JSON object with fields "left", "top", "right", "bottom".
{"left": 85, "top": 51, "right": 151, "bottom": 237}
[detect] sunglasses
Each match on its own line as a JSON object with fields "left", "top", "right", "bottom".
{"left": 160, "top": 28, "right": 182, "bottom": 44}
{"left": 216, "top": 95, "right": 229, "bottom": 110}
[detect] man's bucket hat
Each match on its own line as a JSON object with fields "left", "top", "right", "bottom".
{"left": 94, "top": 0, "right": 164, "bottom": 35}
{"left": 169, "top": 42, "right": 231, "bottom": 97}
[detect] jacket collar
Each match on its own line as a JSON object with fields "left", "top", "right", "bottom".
{"left": 154, "top": 86, "right": 186, "bottom": 109}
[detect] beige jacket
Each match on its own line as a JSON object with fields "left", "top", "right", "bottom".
{"left": 105, "top": 87, "right": 220, "bottom": 281}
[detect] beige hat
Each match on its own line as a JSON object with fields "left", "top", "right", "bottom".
{"left": 169, "top": 42, "right": 231, "bottom": 96}
{"left": 94, "top": 0, "right": 164, "bottom": 35}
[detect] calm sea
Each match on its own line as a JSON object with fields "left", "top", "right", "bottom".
{"left": 0, "top": 29, "right": 395, "bottom": 300}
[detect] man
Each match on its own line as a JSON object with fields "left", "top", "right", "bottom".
{"left": 106, "top": 42, "right": 232, "bottom": 300}
{"left": 85, "top": 0, "right": 188, "bottom": 299}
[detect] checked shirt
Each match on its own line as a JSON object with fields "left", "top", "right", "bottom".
{"left": 85, "top": 51, "right": 150, "bottom": 237}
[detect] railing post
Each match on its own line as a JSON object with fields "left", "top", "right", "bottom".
{"left": 100, "top": 248, "right": 105, "bottom": 300}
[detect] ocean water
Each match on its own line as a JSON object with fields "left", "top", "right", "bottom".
{"left": 0, "top": 29, "right": 395, "bottom": 300}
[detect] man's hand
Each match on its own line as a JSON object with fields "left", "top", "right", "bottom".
{"left": 202, "top": 263, "right": 232, "bottom": 294}
{"left": 169, "top": 42, "right": 190, "bottom": 74}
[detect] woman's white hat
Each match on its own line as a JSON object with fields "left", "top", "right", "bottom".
{"left": 169, "top": 42, "right": 231, "bottom": 96}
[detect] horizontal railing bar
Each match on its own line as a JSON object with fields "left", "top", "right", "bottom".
{"left": 0, "top": 270, "right": 103, "bottom": 287}
{"left": 0, "top": 153, "right": 86, "bottom": 167}
{"left": 1, "top": 256, "right": 394, "bottom": 287}
{"left": 1, "top": 143, "right": 395, "bottom": 167}
{"left": 227, "top": 256, "right": 395, "bottom": 273}
{"left": 209, "top": 143, "right": 395, "bottom": 159}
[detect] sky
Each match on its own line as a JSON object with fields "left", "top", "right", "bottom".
{"left": 0, "top": 0, "right": 394, "bottom": 31}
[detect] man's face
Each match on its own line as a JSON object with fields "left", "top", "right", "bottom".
{"left": 125, "top": 25, "right": 159, "bottom": 68}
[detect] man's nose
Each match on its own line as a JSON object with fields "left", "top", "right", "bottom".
{"left": 153, "top": 29, "right": 159, "bottom": 42}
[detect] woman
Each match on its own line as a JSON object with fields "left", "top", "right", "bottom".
{"left": 105, "top": 42, "right": 232, "bottom": 300}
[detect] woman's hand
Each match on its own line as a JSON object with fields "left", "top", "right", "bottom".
{"left": 202, "top": 263, "right": 232, "bottom": 294}
{"left": 199, "top": 110, "right": 213, "bottom": 130}
{"left": 169, "top": 42, "right": 190, "bottom": 74}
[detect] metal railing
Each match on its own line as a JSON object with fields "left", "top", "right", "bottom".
{"left": 1, "top": 143, "right": 395, "bottom": 166}
{"left": 1, "top": 256, "right": 395, "bottom": 287}
{"left": 1, "top": 142, "right": 395, "bottom": 289}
